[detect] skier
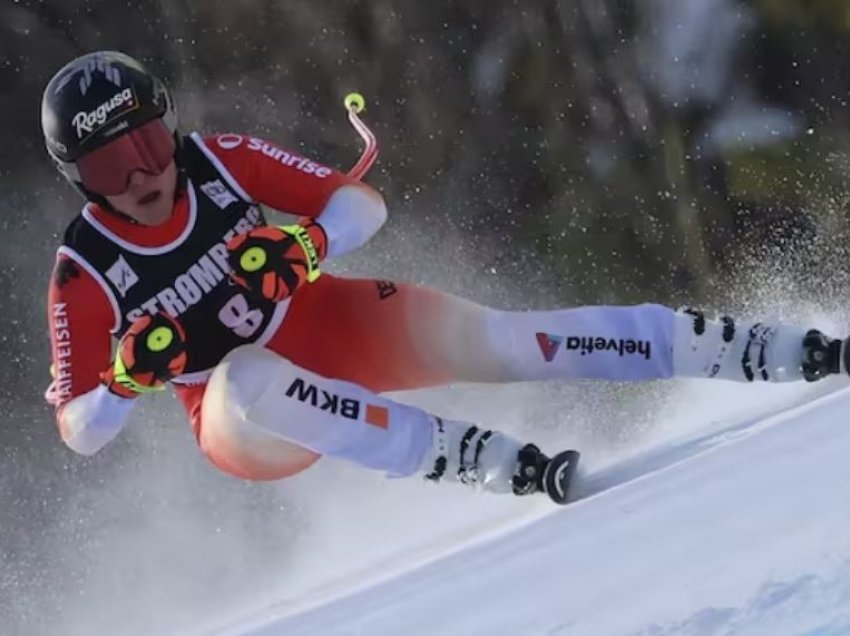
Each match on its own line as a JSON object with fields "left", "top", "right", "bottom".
{"left": 42, "top": 51, "right": 849, "bottom": 505}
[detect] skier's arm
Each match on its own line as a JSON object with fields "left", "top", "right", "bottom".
{"left": 203, "top": 134, "right": 387, "bottom": 258}
{"left": 46, "top": 252, "right": 135, "bottom": 455}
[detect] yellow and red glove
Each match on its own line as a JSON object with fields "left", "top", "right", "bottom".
{"left": 101, "top": 312, "right": 188, "bottom": 398}
{"left": 226, "top": 222, "right": 327, "bottom": 302}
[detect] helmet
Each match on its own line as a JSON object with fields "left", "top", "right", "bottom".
{"left": 41, "top": 51, "right": 178, "bottom": 199}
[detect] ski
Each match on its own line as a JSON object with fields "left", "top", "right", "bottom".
{"left": 514, "top": 444, "right": 581, "bottom": 505}
{"left": 542, "top": 449, "right": 581, "bottom": 505}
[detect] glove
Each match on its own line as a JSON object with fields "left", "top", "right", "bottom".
{"left": 226, "top": 222, "right": 327, "bottom": 302}
{"left": 101, "top": 312, "right": 188, "bottom": 398}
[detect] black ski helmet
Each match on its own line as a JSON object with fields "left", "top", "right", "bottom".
{"left": 41, "top": 50, "right": 178, "bottom": 200}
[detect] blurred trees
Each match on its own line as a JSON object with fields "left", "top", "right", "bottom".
{"left": 3, "top": 1, "right": 849, "bottom": 307}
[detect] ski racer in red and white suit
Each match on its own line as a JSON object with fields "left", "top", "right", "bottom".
{"left": 48, "top": 131, "right": 394, "bottom": 476}
{"left": 43, "top": 52, "right": 850, "bottom": 501}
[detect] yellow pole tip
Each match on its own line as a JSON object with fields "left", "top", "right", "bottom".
{"left": 344, "top": 92, "right": 366, "bottom": 113}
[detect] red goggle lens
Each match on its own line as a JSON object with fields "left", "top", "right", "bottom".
{"left": 77, "top": 119, "right": 175, "bottom": 196}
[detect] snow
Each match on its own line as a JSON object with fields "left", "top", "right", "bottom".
{"left": 212, "top": 382, "right": 850, "bottom": 636}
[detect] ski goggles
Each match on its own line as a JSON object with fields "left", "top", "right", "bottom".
{"left": 76, "top": 118, "right": 176, "bottom": 196}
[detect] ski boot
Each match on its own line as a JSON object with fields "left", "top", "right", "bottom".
{"left": 419, "top": 417, "right": 580, "bottom": 505}
{"left": 674, "top": 308, "right": 849, "bottom": 383}
{"left": 801, "top": 329, "right": 848, "bottom": 381}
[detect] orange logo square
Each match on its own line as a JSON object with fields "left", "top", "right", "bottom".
{"left": 365, "top": 404, "right": 389, "bottom": 429}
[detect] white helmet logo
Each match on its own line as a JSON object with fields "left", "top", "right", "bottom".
{"left": 78, "top": 57, "right": 122, "bottom": 95}
{"left": 71, "top": 88, "right": 136, "bottom": 139}
{"left": 54, "top": 55, "right": 123, "bottom": 96}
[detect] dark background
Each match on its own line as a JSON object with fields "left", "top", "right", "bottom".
{"left": 3, "top": 1, "right": 850, "bottom": 634}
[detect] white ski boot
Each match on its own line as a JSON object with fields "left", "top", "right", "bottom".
{"left": 673, "top": 307, "right": 849, "bottom": 383}
{"left": 418, "top": 417, "right": 579, "bottom": 504}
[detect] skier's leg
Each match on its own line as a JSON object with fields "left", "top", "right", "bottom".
{"left": 175, "top": 380, "right": 320, "bottom": 480}
{"left": 268, "top": 275, "right": 494, "bottom": 391}
{"left": 487, "top": 303, "right": 837, "bottom": 383}
{"left": 271, "top": 275, "right": 676, "bottom": 389}
{"left": 272, "top": 275, "right": 839, "bottom": 387}
{"left": 197, "top": 344, "right": 556, "bottom": 496}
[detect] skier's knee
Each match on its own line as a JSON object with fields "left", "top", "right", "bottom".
{"left": 199, "top": 345, "right": 319, "bottom": 481}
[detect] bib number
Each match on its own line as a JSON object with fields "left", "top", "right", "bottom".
{"left": 219, "top": 293, "right": 264, "bottom": 338}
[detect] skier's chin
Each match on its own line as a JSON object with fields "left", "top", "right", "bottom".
{"left": 135, "top": 192, "right": 172, "bottom": 225}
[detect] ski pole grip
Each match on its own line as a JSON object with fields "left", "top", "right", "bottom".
{"left": 344, "top": 92, "right": 366, "bottom": 113}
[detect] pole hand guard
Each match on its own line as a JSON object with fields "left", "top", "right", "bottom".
{"left": 226, "top": 222, "right": 327, "bottom": 303}
{"left": 102, "top": 312, "right": 188, "bottom": 398}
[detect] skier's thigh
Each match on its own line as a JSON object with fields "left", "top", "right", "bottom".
{"left": 200, "top": 345, "right": 432, "bottom": 481}
{"left": 199, "top": 345, "right": 320, "bottom": 481}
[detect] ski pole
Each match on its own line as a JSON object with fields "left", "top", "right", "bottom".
{"left": 343, "top": 92, "right": 378, "bottom": 180}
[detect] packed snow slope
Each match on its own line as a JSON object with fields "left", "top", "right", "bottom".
{"left": 219, "top": 382, "right": 850, "bottom": 636}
